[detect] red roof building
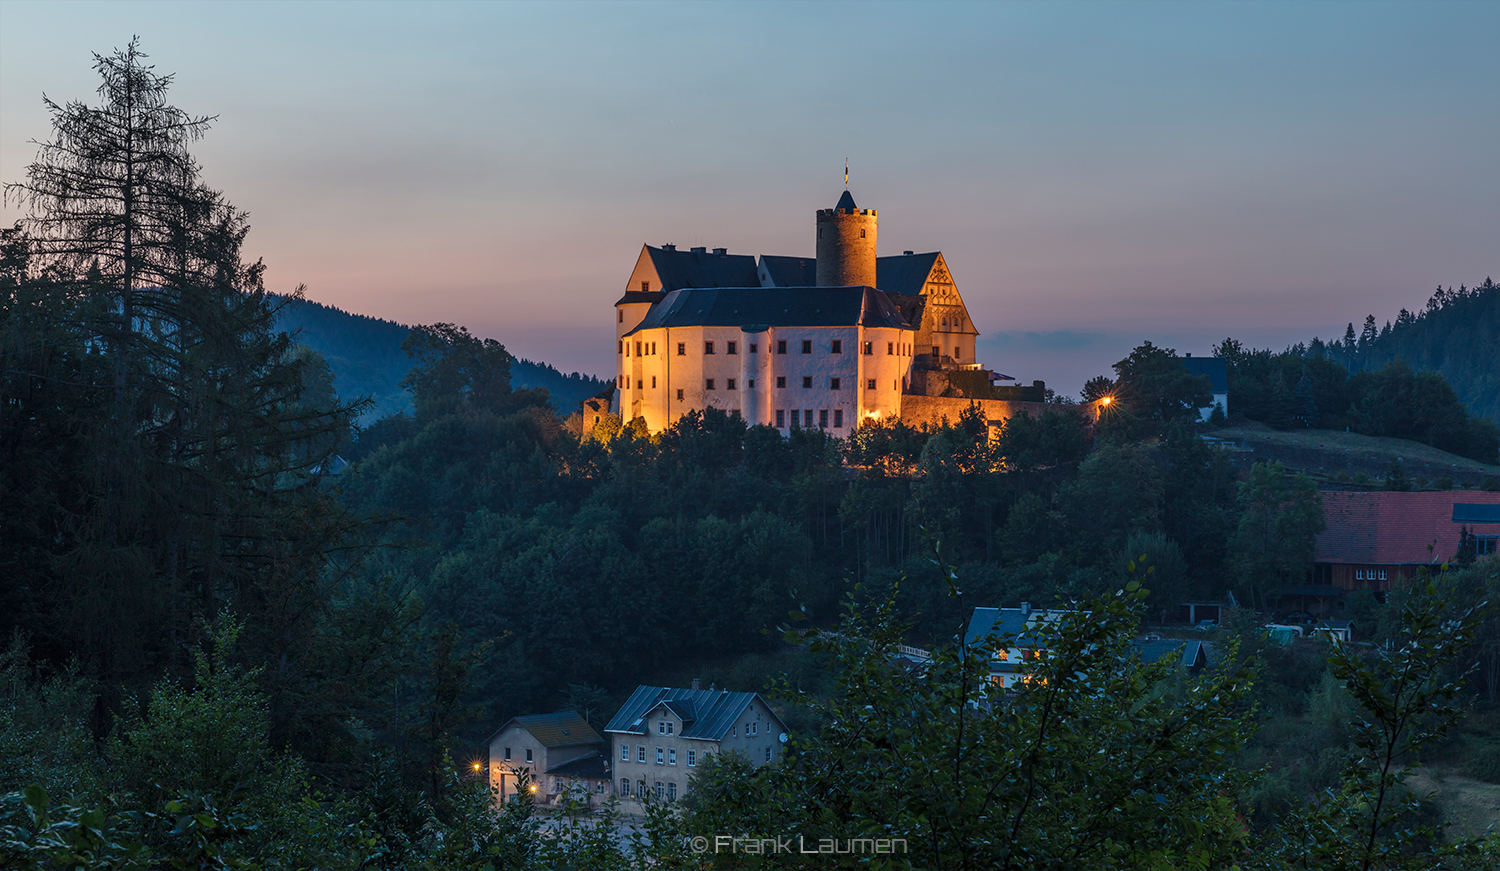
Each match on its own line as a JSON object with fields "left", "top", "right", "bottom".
{"left": 1313, "top": 491, "right": 1500, "bottom": 593}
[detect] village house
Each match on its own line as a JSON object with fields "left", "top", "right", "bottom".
{"left": 1311, "top": 491, "right": 1500, "bottom": 596}
{"left": 604, "top": 683, "right": 788, "bottom": 803}
{"left": 484, "top": 711, "right": 610, "bottom": 807}
{"left": 966, "top": 605, "right": 1213, "bottom": 687}
{"left": 1181, "top": 354, "right": 1229, "bottom": 421}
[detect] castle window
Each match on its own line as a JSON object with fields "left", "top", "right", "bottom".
{"left": 727, "top": 379, "right": 736, "bottom": 390}
{"left": 704, "top": 341, "right": 715, "bottom": 355}
{"left": 728, "top": 341, "right": 737, "bottom": 354}
{"left": 864, "top": 342, "right": 874, "bottom": 355}
{"left": 830, "top": 378, "right": 840, "bottom": 390}
{"left": 747, "top": 379, "right": 755, "bottom": 388}
{"left": 776, "top": 377, "right": 786, "bottom": 388}
{"left": 867, "top": 379, "right": 876, "bottom": 390}
{"left": 932, "top": 345, "right": 940, "bottom": 357}
{"left": 802, "top": 377, "right": 812, "bottom": 389}
{"left": 651, "top": 376, "right": 656, "bottom": 388}
{"left": 834, "top": 409, "right": 843, "bottom": 428}
{"left": 831, "top": 340, "right": 842, "bottom": 354}
{"left": 776, "top": 410, "right": 785, "bottom": 428}
{"left": 618, "top": 341, "right": 623, "bottom": 354}
{"left": 676, "top": 389, "right": 684, "bottom": 401}
{"left": 749, "top": 343, "right": 757, "bottom": 353}
{"left": 859, "top": 229, "right": 865, "bottom": 238}
{"left": 619, "top": 311, "right": 624, "bottom": 323}
{"left": 651, "top": 343, "right": 657, "bottom": 355}
{"left": 777, "top": 340, "right": 787, "bottom": 354}
{"left": 804, "top": 408, "right": 813, "bottom": 425}
{"left": 636, "top": 379, "right": 642, "bottom": 389}
{"left": 887, "top": 342, "right": 893, "bottom": 355}
{"left": 801, "top": 340, "right": 812, "bottom": 354}
{"left": 641, "top": 281, "right": 649, "bottom": 292}
{"left": 635, "top": 341, "right": 641, "bottom": 356}
{"left": 706, "top": 379, "right": 715, "bottom": 390}
{"left": 819, "top": 410, "right": 828, "bottom": 428}
{"left": 677, "top": 343, "right": 686, "bottom": 356}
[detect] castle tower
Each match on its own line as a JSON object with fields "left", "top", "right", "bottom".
{"left": 815, "top": 190, "right": 877, "bottom": 287}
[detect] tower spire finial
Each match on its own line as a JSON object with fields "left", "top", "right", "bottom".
{"left": 844, "top": 158, "right": 849, "bottom": 188}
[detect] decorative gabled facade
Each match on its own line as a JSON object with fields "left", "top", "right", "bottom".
{"left": 604, "top": 684, "right": 787, "bottom": 803}
{"left": 612, "top": 188, "right": 989, "bottom": 434}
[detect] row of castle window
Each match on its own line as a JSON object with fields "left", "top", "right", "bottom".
{"left": 623, "top": 744, "right": 698, "bottom": 767}
{"left": 621, "top": 339, "right": 913, "bottom": 357}
{"left": 776, "top": 410, "right": 843, "bottom": 429}
{"left": 620, "top": 779, "right": 676, "bottom": 800}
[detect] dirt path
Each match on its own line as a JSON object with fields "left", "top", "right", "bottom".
{"left": 1406, "top": 767, "right": 1500, "bottom": 840}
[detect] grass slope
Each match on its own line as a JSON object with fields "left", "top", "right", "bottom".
{"left": 1212, "top": 422, "right": 1500, "bottom": 488}
{"left": 272, "top": 295, "right": 607, "bottom": 422}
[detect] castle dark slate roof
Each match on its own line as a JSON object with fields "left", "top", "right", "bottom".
{"left": 875, "top": 252, "right": 941, "bottom": 297}
{"left": 1181, "top": 356, "right": 1229, "bottom": 393}
{"left": 486, "top": 710, "right": 603, "bottom": 748}
{"left": 759, "top": 255, "right": 817, "bottom": 287}
{"left": 646, "top": 245, "right": 759, "bottom": 291}
{"left": 834, "top": 190, "right": 858, "bottom": 212}
{"left": 615, "top": 290, "right": 666, "bottom": 306}
{"left": 606, "top": 686, "right": 775, "bottom": 741}
{"left": 623, "top": 286, "right": 911, "bottom": 335}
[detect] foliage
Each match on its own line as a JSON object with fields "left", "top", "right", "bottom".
{"left": 1232, "top": 462, "right": 1325, "bottom": 609}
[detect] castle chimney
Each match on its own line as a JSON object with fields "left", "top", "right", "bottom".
{"left": 712, "top": 247, "right": 727, "bottom": 256}
{"left": 690, "top": 246, "right": 706, "bottom": 254}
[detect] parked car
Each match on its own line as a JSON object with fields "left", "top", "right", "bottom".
{"left": 1193, "top": 619, "right": 1218, "bottom": 632}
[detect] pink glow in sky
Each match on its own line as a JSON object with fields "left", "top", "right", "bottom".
{"left": 3, "top": 1, "right": 1496, "bottom": 397}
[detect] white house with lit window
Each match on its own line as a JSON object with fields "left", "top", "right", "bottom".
{"left": 604, "top": 684, "right": 788, "bottom": 803}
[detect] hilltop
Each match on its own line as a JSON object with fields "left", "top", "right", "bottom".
{"left": 272, "top": 295, "right": 607, "bottom": 421}
{"left": 1210, "top": 421, "right": 1500, "bottom": 489}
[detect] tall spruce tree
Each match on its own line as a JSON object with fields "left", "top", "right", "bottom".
{"left": 2, "top": 40, "right": 362, "bottom": 690}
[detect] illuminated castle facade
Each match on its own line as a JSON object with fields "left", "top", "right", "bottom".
{"left": 612, "top": 189, "right": 986, "bottom": 434}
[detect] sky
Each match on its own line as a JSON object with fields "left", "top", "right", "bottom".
{"left": 2, "top": 1, "right": 1496, "bottom": 397}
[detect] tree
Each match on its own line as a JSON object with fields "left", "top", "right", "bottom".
{"left": 2, "top": 40, "right": 365, "bottom": 726}
{"left": 1231, "top": 462, "right": 1325, "bottom": 609}
{"left": 1110, "top": 341, "right": 1212, "bottom": 434}
{"left": 400, "top": 322, "right": 543, "bottom": 420}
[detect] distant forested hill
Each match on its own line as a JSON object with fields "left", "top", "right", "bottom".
{"left": 273, "top": 295, "right": 607, "bottom": 421}
{"left": 1311, "top": 278, "right": 1498, "bottom": 422}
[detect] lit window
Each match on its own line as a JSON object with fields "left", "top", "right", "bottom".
{"left": 867, "top": 379, "right": 876, "bottom": 390}
{"left": 802, "top": 377, "right": 812, "bottom": 389}
{"left": 705, "top": 341, "right": 715, "bottom": 355}
{"left": 776, "top": 376, "right": 786, "bottom": 388}
{"left": 831, "top": 340, "right": 842, "bottom": 354}
{"left": 801, "top": 340, "right": 812, "bottom": 354}
{"left": 777, "top": 340, "right": 787, "bottom": 354}
{"left": 727, "top": 379, "right": 737, "bottom": 390}
{"left": 834, "top": 410, "right": 843, "bottom": 427}
{"left": 687, "top": 750, "right": 696, "bottom": 767}
{"left": 727, "top": 341, "right": 737, "bottom": 354}
{"left": 830, "top": 378, "right": 840, "bottom": 390}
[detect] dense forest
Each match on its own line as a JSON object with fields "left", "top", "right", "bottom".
{"left": 4, "top": 42, "right": 1500, "bottom": 869}
{"left": 273, "top": 294, "right": 608, "bottom": 422}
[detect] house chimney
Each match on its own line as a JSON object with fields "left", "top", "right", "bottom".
{"left": 691, "top": 246, "right": 706, "bottom": 253}
{"left": 1021, "top": 602, "right": 1031, "bottom": 616}
{"left": 662, "top": 243, "right": 676, "bottom": 250}
{"left": 903, "top": 250, "right": 914, "bottom": 255}
{"left": 712, "top": 247, "right": 727, "bottom": 256}
{"left": 691, "top": 678, "right": 701, "bottom": 691}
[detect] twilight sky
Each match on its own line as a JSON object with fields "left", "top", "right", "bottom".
{"left": 2, "top": 1, "right": 1496, "bottom": 397}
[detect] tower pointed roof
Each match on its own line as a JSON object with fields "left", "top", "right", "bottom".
{"left": 834, "top": 189, "right": 857, "bottom": 213}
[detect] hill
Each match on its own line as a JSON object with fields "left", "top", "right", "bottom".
{"left": 272, "top": 295, "right": 607, "bottom": 421}
{"left": 1310, "top": 277, "right": 1499, "bottom": 422}
{"left": 1209, "top": 421, "right": 1500, "bottom": 490}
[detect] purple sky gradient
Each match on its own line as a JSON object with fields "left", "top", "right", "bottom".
{"left": 3, "top": 1, "right": 1495, "bottom": 398}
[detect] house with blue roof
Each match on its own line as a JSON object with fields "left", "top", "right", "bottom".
{"left": 1181, "top": 354, "right": 1229, "bottom": 422}
{"left": 604, "top": 682, "right": 788, "bottom": 802}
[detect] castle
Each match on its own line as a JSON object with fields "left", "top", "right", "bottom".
{"left": 609, "top": 188, "right": 1037, "bottom": 434}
